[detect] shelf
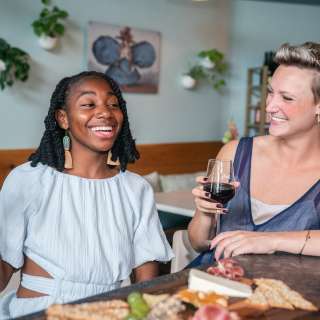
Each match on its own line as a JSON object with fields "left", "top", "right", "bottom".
{"left": 245, "top": 66, "right": 269, "bottom": 137}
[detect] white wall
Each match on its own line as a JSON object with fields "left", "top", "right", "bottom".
{"left": 0, "top": 0, "right": 231, "bottom": 149}
{"left": 2, "top": 0, "right": 320, "bottom": 149}
{"left": 223, "top": 0, "right": 320, "bottom": 135}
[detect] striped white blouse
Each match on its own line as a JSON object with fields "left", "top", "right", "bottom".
{"left": 0, "top": 162, "right": 173, "bottom": 318}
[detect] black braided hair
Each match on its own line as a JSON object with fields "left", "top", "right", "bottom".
{"left": 29, "top": 71, "right": 140, "bottom": 172}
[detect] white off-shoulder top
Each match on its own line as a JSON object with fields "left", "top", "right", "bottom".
{"left": 0, "top": 162, "right": 173, "bottom": 319}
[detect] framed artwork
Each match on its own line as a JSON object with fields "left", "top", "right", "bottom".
{"left": 87, "top": 21, "right": 161, "bottom": 93}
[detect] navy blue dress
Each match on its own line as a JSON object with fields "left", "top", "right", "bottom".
{"left": 189, "top": 137, "right": 320, "bottom": 266}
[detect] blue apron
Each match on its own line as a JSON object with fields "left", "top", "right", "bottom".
{"left": 189, "top": 137, "right": 320, "bottom": 267}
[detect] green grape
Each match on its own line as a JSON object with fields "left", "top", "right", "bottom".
{"left": 127, "top": 291, "right": 150, "bottom": 319}
{"left": 127, "top": 292, "right": 143, "bottom": 305}
{"left": 132, "top": 302, "right": 150, "bottom": 318}
{"left": 124, "top": 314, "right": 139, "bottom": 320}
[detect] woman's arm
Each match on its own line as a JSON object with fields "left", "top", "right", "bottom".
{"left": 274, "top": 230, "right": 320, "bottom": 256}
{"left": 188, "top": 206, "right": 218, "bottom": 252}
{"left": 188, "top": 140, "right": 239, "bottom": 252}
{"left": 210, "top": 230, "right": 320, "bottom": 260}
{"left": 0, "top": 259, "right": 15, "bottom": 292}
{"left": 133, "top": 261, "right": 159, "bottom": 283}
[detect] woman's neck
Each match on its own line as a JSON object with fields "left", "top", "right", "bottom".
{"left": 272, "top": 128, "right": 320, "bottom": 167}
{"left": 65, "top": 149, "right": 118, "bottom": 179}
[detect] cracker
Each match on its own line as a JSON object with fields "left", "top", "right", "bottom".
{"left": 255, "top": 278, "right": 317, "bottom": 311}
{"left": 246, "top": 286, "right": 268, "bottom": 307}
{"left": 142, "top": 293, "right": 170, "bottom": 308}
{"left": 258, "top": 283, "right": 294, "bottom": 309}
{"left": 47, "top": 300, "right": 129, "bottom": 320}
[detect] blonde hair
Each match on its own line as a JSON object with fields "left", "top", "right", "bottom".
{"left": 274, "top": 42, "right": 320, "bottom": 103}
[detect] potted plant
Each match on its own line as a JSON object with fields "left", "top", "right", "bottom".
{"left": 32, "top": 0, "right": 68, "bottom": 50}
{"left": 0, "top": 38, "right": 30, "bottom": 90}
{"left": 182, "top": 49, "right": 228, "bottom": 91}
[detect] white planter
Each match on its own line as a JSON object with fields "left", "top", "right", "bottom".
{"left": 200, "top": 56, "right": 215, "bottom": 69}
{"left": 38, "top": 35, "right": 58, "bottom": 51}
{"left": 0, "top": 59, "right": 6, "bottom": 72}
{"left": 181, "top": 75, "right": 196, "bottom": 89}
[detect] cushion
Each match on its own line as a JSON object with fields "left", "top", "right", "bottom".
{"left": 143, "top": 171, "right": 162, "bottom": 192}
{"left": 159, "top": 171, "right": 206, "bottom": 192}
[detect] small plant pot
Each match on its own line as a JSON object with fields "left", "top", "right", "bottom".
{"left": 181, "top": 75, "right": 196, "bottom": 89}
{"left": 0, "top": 59, "right": 6, "bottom": 72}
{"left": 38, "top": 35, "right": 58, "bottom": 50}
{"left": 200, "top": 56, "right": 215, "bottom": 69}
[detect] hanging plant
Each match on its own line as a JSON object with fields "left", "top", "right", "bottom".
{"left": 32, "top": 0, "right": 69, "bottom": 50}
{"left": 182, "top": 49, "right": 228, "bottom": 91}
{"left": 0, "top": 38, "right": 30, "bottom": 90}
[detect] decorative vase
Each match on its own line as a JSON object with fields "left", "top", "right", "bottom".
{"left": 38, "top": 35, "right": 58, "bottom": 50}
{"left": 181, "top": 75, "right": 196, "bottom": 89}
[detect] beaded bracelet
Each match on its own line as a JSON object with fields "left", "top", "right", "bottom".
{"left": 299, "top": 230, "right": 311, "bottom": 255}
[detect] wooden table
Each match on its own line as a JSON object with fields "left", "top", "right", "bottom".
{"left": 17, "top": 254, "right": 320, "bottom": 319}
{"left": 155, "top": 190, "right": 195, "bottom": 217}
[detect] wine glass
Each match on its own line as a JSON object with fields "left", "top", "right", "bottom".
{"left": 204, "top": 159, "right": 236, "bottom": 234}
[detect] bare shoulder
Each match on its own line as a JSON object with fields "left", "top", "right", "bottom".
{"left": 216, "top": 140, "right": 239, "bottom": 161}
{"left": 253, "top": 135, "right": 276, "bottom": 156}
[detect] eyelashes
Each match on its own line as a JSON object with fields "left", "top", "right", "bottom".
{"left": 80, "top": 103, "right": 120, "bottom": 109}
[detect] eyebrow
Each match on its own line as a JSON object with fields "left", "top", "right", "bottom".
{"left": 75, "top": 91, "right": 116, "bottom": 99}
{"left": 267, "top": 85, "right": 295, "bottom": 97}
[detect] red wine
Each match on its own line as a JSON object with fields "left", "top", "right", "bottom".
{"left": 203, "top": 182, "right": 235, "bottom": 204}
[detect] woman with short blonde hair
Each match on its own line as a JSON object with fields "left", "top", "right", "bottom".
{"left": 189, "top": 42, "right": 320, "bottom": 264}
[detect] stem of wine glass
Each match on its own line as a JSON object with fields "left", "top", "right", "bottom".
{"left": 213, "top": 212, "right": 221, "bottom": 236}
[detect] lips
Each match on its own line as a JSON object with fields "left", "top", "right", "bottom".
{"left": 88, "top": 125, "right": 117, "bottom": 139}
{"left": 269, "top": 113, "right": 288, "bottom": 124}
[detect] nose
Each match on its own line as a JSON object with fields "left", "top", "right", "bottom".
{"left": 266, "top": 93, "right": 279, "bottom": 113}
{"left": 95, "top": 105, "right": 112, "bottom": 119}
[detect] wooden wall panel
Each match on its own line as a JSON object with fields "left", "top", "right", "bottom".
{"left": 0, "top": 141, "right": 223, "bottom": 187}
{"left": 0, "top": 149, "right": 34, "bottom": 188}
{"left": 128, "top": 141, "right": 223, "bottom": 175}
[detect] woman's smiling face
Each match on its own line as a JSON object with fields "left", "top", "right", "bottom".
{"left": 56, "top": 77, "right": 124, "bottom": 155}
{"left": 266, "top": 65, "right": 319, "bottom": 138}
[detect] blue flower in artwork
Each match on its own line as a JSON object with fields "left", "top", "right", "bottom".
{"left": 92, "top": 27, "right": 156, "bottom": 86}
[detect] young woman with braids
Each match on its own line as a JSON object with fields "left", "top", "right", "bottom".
{"left": 0, "top": 71, "right": 173, "bottom": 318}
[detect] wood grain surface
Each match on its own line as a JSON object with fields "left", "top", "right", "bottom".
{"left": 0, "top": 141, "right": 222, "bottom": 187}
{"left": 16, "top": 254, "right": 320, "bottom": 320}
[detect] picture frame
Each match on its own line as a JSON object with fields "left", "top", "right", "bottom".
{"left": 87, "top": 22, "right": 161, "bottom": 94}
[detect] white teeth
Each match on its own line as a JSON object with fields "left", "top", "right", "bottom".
{"left": 91, "top": 126, "right": 112, "bottom": 132}
{"left": 271, "top": 116, "right": 287, "bottom": 122}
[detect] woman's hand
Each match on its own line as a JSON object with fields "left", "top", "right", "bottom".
{"left": 210, "top": 230, "right": 279, "bottom": 260}
{"left": 192, "top": 176, "right": 227, "bottom": 215}
{"left": 192, "top": 176, "right": 239, "bottom": 215}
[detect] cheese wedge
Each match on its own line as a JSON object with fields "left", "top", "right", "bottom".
{"left": 188, "top": 269, "right": 252, "bottom": 298}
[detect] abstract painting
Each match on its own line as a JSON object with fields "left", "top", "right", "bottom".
{"left": 87, "top": 22, "right": 161, "bottom": 93}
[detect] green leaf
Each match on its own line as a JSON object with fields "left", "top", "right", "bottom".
{"left": 213, "top": 79, "right": 226, "bottom": 90}
{"left": 188, "top": 65, "right": 206, "bottom": 80}
{"left": 59, "top": 10, "right": 68, "bottom": 18}
{"left": 53, "top": 23, "right": 64, "bottom": 36}
{"left": 0, "top": 38, "right": 30, "bottom": 89}
{"left": 42, "top": 0, "right": 51, "bottom": 6}
{"left": 32, "top": 2, "right": 68, "bottom": 37}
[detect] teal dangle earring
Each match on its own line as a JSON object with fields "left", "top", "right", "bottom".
{"left": 63, "top": 131, "right": 73, "bottom": 169}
